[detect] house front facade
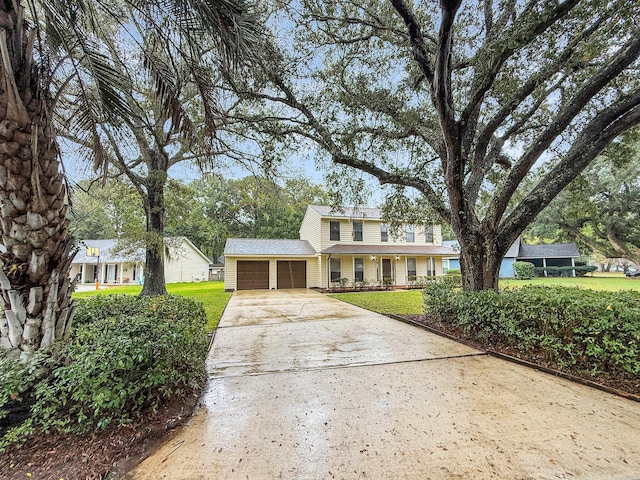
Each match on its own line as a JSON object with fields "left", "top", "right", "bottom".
{"left": 224, "top": 205, "right": 456, "bottom": 291}
{"left": 70, "top": 237, "right": 211, "bottom": 285}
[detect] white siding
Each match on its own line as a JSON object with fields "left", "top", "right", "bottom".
{"left": 299, "top": 206, "right": 322, "bottom": 251}
{"left": 224, "top": 258, "right": 237, "bottom": 291}
{"left": 164, "top": 240, "right": 210, "bottom": 283}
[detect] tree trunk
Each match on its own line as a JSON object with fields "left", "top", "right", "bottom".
{"left": 140, "top": 167, "right": 168, "bottom": 296}
{"left": 458, "top": 236, "right": 503, "bottom": 291}
{"left": 0, "top": 3, "right": 77, "bottom": 360}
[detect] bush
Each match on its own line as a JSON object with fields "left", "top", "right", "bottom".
{"left": 575, "top": 265, "right": 598, "bottom": 276}
{"left": 513, "top": 261, "right": 535, "bottom": 279}
{"left": 2, "top": 294, "right": 208, "bottom": 446}
{"left": 423, "top": 285, "right": 640, "bottom": 376}
{"left": 446, "top": 269, "right": 461, "bottom": 275}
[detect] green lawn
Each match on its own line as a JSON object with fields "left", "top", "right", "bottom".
{"left": 329, "top": 274, "right": 640, "bottom": 314}
{"left": 73, "top": 281, "right": 231, "bottom": 331}
{"left": 328, "top": 290, "right": 424, "bottom": 315}
{"left": 500, "top": 273, "right": 640, "bottom": 291}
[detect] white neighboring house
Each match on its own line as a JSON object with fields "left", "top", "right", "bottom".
{"left": 70, "top": 237, "right": 211, "bottom": 285}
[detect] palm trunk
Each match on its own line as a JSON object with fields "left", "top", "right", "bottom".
{"left": 0, "top": 2, "right": 77, "bottom": 360}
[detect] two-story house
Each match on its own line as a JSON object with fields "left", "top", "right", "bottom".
{"left": 223, "top": 205, "right": 456, "bottom": 291}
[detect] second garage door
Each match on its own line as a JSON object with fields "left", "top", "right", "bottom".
{"left": 277, "top": 261, "right": 307, "bottom": 289}
{"left": 237, "top": 261, "right": 269, "bottom": 290}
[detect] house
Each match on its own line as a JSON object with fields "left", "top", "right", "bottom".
{"left": 224, "top": 205, "right": 456, "bottom": 291}
{"left": 70, "top": 237, "right": 211, "bottom": 284}
{"left": 442, "top": 238, "right": 581, "bottom": 278}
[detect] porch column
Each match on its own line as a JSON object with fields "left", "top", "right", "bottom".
{"left": 119, "top": 262, "right": 125, "bottom": 284}
{"left": 81, "top": 263, "right": 86, "bottom": 283}
{"left": 543, "top": 258, "right": 547, "bottom": 277}
{"left": 571, "top": 258, "right": 576, "bottom": 277}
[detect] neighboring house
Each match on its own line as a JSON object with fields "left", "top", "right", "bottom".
{"left": 224, "top": 205, "right": 456, "bottom": 291}
{"left": 442, "top": 238, "right": 581, "bottom": 278}
{"left": 70, "top": 237, "right": 211, "bottom": 284}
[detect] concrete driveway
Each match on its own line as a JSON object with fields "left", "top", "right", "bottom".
{"left": 128, "top": 289, "right": 640, "bottom": 479}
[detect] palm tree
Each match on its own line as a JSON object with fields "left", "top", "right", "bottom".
{"left": 0, "top": 0, "right": 263, "bottom": 359}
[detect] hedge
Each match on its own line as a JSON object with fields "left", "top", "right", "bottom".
{"left": 423, "top": 284, "right": 640, "bottom": 376}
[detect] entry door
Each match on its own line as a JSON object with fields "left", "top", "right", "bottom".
{"left": 382, "top": 259, "right": 392, "bottom": 280}
{"left": 106, "top": 264, "right": 117, "bottom": 282}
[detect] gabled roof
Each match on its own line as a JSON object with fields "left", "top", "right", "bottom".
{"left": 224, "top": 238, "right": 317, "bottom": 256}
{"left": 308, "top": 205, "right": 383, "bottom": 219}
{"left": 73, "top": 237, "right": 210, "bottom": 264}
{"left": 73, "top": 239, "right": 142, "bottom": 264}
{"left": 321, "top": 244, "right": 456, "bottom": 256}
{"left": 518, "top": 243, "right": 580, "bottom": 259}
{"left": 442, "top": 237, "right": 579, "bottom": 260}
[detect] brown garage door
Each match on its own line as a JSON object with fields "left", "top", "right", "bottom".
{"left": 277, "top": 261, "right": 307, "bottom": 289}
{"left": 237, "top": 261, "right": 269, "bottom": 290}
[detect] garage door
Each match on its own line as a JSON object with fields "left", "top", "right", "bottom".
{"left": 237, "top": 261, "right": 269, "bottom": 290}
{"left": 277, "top": 261, "right": 307, "bottom": 289}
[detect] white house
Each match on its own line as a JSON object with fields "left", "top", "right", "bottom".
{"left": 71, "top": 237, "right": 211, "bottom": 285}
{"left": 224, "top": 205, "right": 456, "bottom": 291}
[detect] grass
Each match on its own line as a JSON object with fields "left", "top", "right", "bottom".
{"left": 328, "top": 290, "right": 424, "bottom": 315}
{"left": 73, "top": 281, "right": 232, "bottom": 331}
{"left": 500, "top": 273, "right": 640, "bottom": 291}
{"left": 329, "top": 274, "right": 640, "bottom": 314}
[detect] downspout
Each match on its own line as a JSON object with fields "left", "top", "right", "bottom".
{"left": 327, "top": 254, "right": 331, "bottom": 290}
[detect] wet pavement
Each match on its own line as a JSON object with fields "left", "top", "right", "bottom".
{"left": 127, "top": 289, "right": 640, "bottom": 479}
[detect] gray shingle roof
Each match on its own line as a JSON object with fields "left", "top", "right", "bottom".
{"left": 224, "top": 238, "right": 317, "bottom": 256}
{"left": 518, "top": 243, "right": 580, "bottom": 259}
{"left": 72, "top": 237, "right": 210, "bottom": 264}
{"left": 321, "top": 244, "right": 456, "bottom": 256}
{"left": 73, "top": 239, "right": 144, "bottom": 264}
{"left": 309, "top": 205, "right": 383, "bottom": 219}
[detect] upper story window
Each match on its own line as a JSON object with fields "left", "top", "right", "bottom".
{"left": 424, "top": 225, "right": 434, "bottom": 243}
{"left": 330, "top": 221, "right": 340, "bottom": 241}
{"left": 353, "top": 221, "right": 363, "bottom": 242}
{"left": 380, "top": 223, "right": 388, "bottom": 242}
{"left": 406, "top": 224, "right": 415, "bottom": 243}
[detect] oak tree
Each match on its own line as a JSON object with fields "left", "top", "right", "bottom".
{"left": 230, "top": 0, "right": 640, "bottom": 290}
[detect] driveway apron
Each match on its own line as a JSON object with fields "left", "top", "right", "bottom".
{"left": 128, "top": 289, "right": 640, "bottom": 479}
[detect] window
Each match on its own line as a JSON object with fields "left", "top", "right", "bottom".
{"left": 380, "top": 223, "right": 388, "bottom": 242}
{"left": 406, "top": 224, "right": 415, "bottom": 243}
{"left": 426, "top": 257, "right": 435, "bottom": 277}
{"left": 424, "top": 226, "right": 434, "bottom": 243}
{"left": 354, "top": 258, "right": 364, "bottom": 281}
{"left": 442, "top": 259, "right": 449, "bottom": 275}
{"left": 330, "top": 221, "right": 340, "bottom": 241}
{"left": 407, "top": 258, "right": 417, "bottom": 280}
{"left": 330, "top": 257, "right": 341, "bottom": 281}
{"left": 353, "top": 221, "right": 363, "bottom": 241}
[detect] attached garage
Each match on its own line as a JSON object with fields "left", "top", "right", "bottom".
{"left": 224, "top": 239, "right": 318, "bottom": 291}
{"left": 277, "top": 261, "right": 307, "bottom": 288}
{"left": 237, "top": 260, "right": 269, "bottom": 290}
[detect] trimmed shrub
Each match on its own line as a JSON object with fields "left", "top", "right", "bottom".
{"left": 423, "top": 285, "right": 640, "bottom": 376}
{"left": 513, "top": 261, "right": 535, "bottom": 279}
{"left": 574, "top": 265, "right": 598, "bottom": 276}
{"left": 2, "top": 294, "right": 208, "bottom": 445}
